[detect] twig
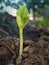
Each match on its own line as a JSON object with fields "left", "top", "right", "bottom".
{"left": 0, "top": 28, "right": 9, "bottom": 36}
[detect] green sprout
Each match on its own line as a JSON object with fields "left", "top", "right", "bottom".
{"left": 16, "top": 6, "right": 29, "bottom": 56}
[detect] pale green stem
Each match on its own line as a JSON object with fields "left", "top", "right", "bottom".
{"left": 19, "top": 28, "right": 23, "bottom": 56}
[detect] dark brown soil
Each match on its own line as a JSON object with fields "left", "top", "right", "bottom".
{"left": 0, "top": 26, "right": 49, "bottom": 65}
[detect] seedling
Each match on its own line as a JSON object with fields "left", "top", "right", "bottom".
{"left": 16, "top": 6, "right": 29, "bottom": 56}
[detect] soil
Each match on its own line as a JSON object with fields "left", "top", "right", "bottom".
{"left": 0, "top": 25, "right": 49, "bottom": 65}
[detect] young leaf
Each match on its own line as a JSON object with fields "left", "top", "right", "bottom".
{"left": 16, "top": 6, "right": 29, "bottom": 29}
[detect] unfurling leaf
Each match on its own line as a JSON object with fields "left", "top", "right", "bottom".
{"left": 16, "top": 6, "right": 29, "bottom": 29}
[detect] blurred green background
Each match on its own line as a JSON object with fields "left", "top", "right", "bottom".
{"left": 0, "top": 0, "right": 49, "bottom": 35}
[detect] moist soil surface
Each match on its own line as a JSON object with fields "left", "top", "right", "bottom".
{"left": 0, "top": 25, "right": 49, "bottom": 65}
